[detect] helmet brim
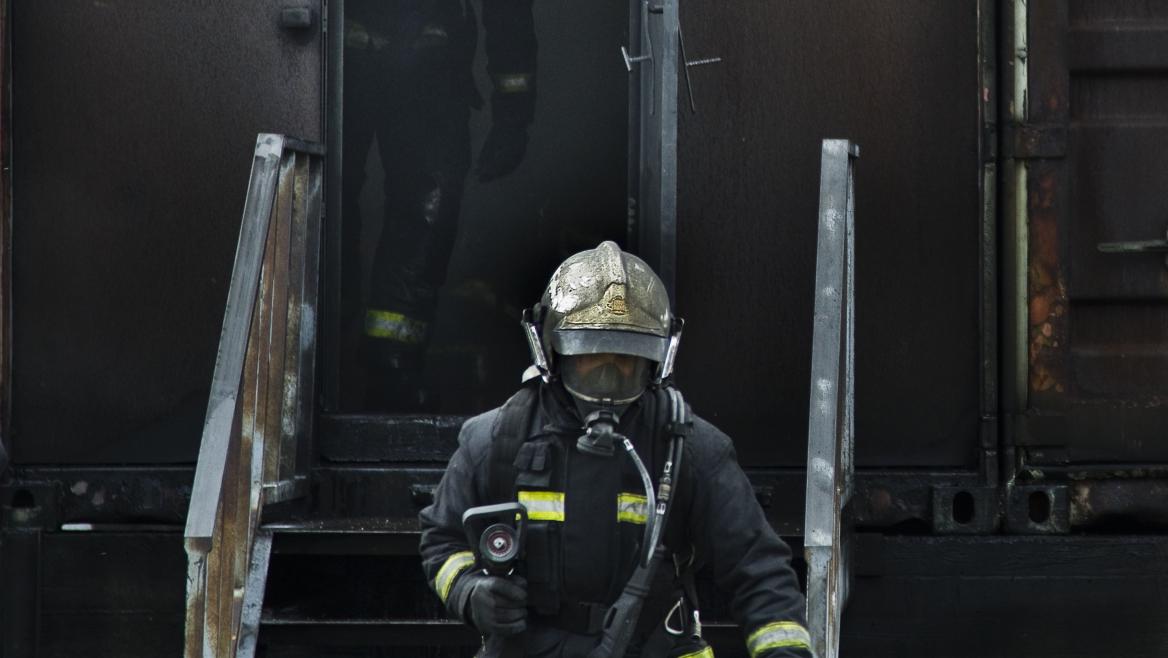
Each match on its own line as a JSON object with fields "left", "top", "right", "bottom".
{"left": 550, "top": 328, "right": 668, "bottom": 363}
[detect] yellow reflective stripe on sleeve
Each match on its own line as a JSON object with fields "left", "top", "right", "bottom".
{"left": 677, "top": 646, "right": 715, "bottom": 658}
{"left": 364, "top": 309, "right": 428, "bottom": 344}
{"left": 435, "top": 551, "right": 475, "bottom": 603}
{"left": 517, "top": 490, "right": 565, "bottom": 522}
{"left": 616, "top": 492, "right": 649, "bottom": 524}
{"left": 746, "top": 621, "right": 812, "bottom": 657}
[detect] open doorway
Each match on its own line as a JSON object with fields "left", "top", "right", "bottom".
{"left": 332, "top": 0, "right": 632, "bottom": 415}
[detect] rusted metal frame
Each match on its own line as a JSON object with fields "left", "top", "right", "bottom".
{"left": 0, "top": 466, "right": 192, "bottom": 525}
{"left": 307, "top": 464, "right": 984, "bottom": 539}
{"left": 265, "top": 150, "right": 323, "bottom": 505}
{"left": 294, "top": 154, "right": 324, "bottom": 483}
{"left": 184, "top": 134, "right": 286, "bottom": 658}
{"left": 1018, "top": 0, "right": 1071, "bottom": 478}
{"left": 321, "top": 0, "right": 344, "bottom": 412}
{"left": 976, "top": 0, "right": 1000, "bottom": 490}
{"left": 218, "top": 419, "right": 247, "bottom": 657}
{"left": 260, "top": 152, "right": 295, "bottom": 495}
{"left": 236, "top": 529, "right": 273, "bottom": 658}
{"left": 214, "top": 152, "right": 295, "bottom": 657}
{"left": 803, "top": 139, "right": 858, "bottom": 658}
{"left": 275, "top": 154, "right": 308, "bottom": 488}
{"left": 216, "top": 240, "right": 265, "bottom": 656}
{"left": 184, "top": 545, "right": 208, "bottom": 658}
{"left": 999, "top": 0, "right": 1029, "bottom": 490}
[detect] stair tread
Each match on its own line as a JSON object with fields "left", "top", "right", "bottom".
{"left": 261, "top": 616, "right": 737, "bottom": 627}
{"left": 261, "top": 518, "right": 420, "bottom": 534}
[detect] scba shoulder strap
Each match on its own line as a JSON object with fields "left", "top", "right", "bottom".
{"left": 486, "top": 380, "right": 540, "bottom": 504}
{"left": 486, "top": 382, "right": 694, "bottom": 507}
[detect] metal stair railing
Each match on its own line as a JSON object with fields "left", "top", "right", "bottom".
{"left": 183, "top": 134, "right": 325, "bottom": 658}
{"left": 803, "top": 139, "right": 858, "bottom": 658}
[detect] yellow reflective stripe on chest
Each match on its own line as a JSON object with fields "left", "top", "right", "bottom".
{"left": 518, "top": 490, "right": 565, "bottom": 522}
{"left": 677, "top": 646, "right": 715, "bottom": 658}
{"left": 434, "top": 550, "right": 475, "bottom": 603}
{"left": 746, "top": 621, "right": 812, "bottom": 657}
{"left": 616, "top": 492, "right": 649, "bottom": 524}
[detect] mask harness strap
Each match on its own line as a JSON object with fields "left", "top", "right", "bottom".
{"left": 587, "top": 387, "right": 691, "bottom": 658}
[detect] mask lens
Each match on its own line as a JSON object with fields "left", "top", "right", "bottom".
{"left": 561, "top": 354, "right": 651, "bottom": 404}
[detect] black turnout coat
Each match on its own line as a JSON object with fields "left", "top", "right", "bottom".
{"left": 419, "top": 382, "right": 814, "bottom": 658}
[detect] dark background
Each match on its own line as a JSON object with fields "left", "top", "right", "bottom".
{"left": 17, "top": 3, "right": 1160, "bottom": 658}
{"left": 10, "top": 1, "right": 980, "bottom": 470}
{"left": 10, "top": 0, "right": 322, "bottom": 464}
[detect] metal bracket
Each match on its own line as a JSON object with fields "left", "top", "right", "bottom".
{"left": 1005, "top": 485, "right": 1070, "bottom": 534}
{"left": 803, "top": 139, "right": 859, "bottom": 658}
{"left": 622, "top": 0, "right": 658, "bottom": 116}
{"left": 624, "top": 2, "right": 723, "bottom": 114}
{"left": 622, "top": 45, "right": 653, "bottom": 72}
{"left": 678, "top": 26, "right": 722, "bottom": 113}
{"left": 622, "top": 0, "right": 656, "bottom": 71}
{"left": 1098, "top": 227, "right": 1168, "bottom": 268}
{"left": 279, "top": 7, "right": 315, "bottom": 30}
{"left": 932, "top": 486, "right": 1000, "bottom": 534}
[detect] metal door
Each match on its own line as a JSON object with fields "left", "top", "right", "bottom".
{"left": 10, "top": 1, "right": 324, "bottom": 463}
{"left": 674, "top": 2, "right": 984, "bottom": 469}
{"left": 1013, "top": 0, "right": 1168, "bottom": 465}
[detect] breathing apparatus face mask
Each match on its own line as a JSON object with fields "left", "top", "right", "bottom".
{"left": 560, "top": 353, "right": 651, "bottom": 457}
{"left": 560, "top": 353, "right": 651, "bottom": 406}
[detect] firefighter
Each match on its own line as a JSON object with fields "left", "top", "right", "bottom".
{"left": 342, "top": 0, "right": 537, "bottom": 410}
{"left": 419, "top": 242, "right": 813, "bottom": 657}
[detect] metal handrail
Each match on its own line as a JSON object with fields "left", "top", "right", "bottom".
{"left": 803, "top": 139, "right": 859, "bottom": 658}
{"left": 184, "top": 134, "right": 324, "bottom": 658}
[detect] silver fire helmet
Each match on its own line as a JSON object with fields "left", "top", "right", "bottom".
{"left": 522, "top": 241, "right": 683, "bottom": 387}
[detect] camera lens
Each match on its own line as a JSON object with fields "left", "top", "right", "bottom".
{"left": 480, "top": 523, "right": 520, "bottom": 566}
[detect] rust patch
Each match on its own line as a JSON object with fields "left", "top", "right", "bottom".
{"left": 1028, "top": 169, "right": 1069, "bottom": 396}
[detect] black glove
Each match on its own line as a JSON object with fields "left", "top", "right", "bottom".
{"left": 476, "top": 89, "right": 534, "bottom": 182}
{"left": 476, "top": 123, "right": 529, "bottom": 183}
{"left": 465, "top": 573, "right": 528, "bottom": 636}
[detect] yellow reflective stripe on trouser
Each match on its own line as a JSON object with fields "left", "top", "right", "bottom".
{"left": 435, "top": 551, "right": 475, "bottom": 603}
{"left": 517, "top": 490, "right": 565, "bottom": 522}
{"left": 746, "top": 621, "right": 812, "bottom": 657}
{"left": 678, "top": 646, "right": 715, "bottom": 658}
{"left": 616, "top": 492, "right": 649, "bottom": 524}
{"left": 493, "top": 72, "right": 533, "bottom": 93}
{"left": 364, "top": 309, "right": 428, "bottom": 344}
